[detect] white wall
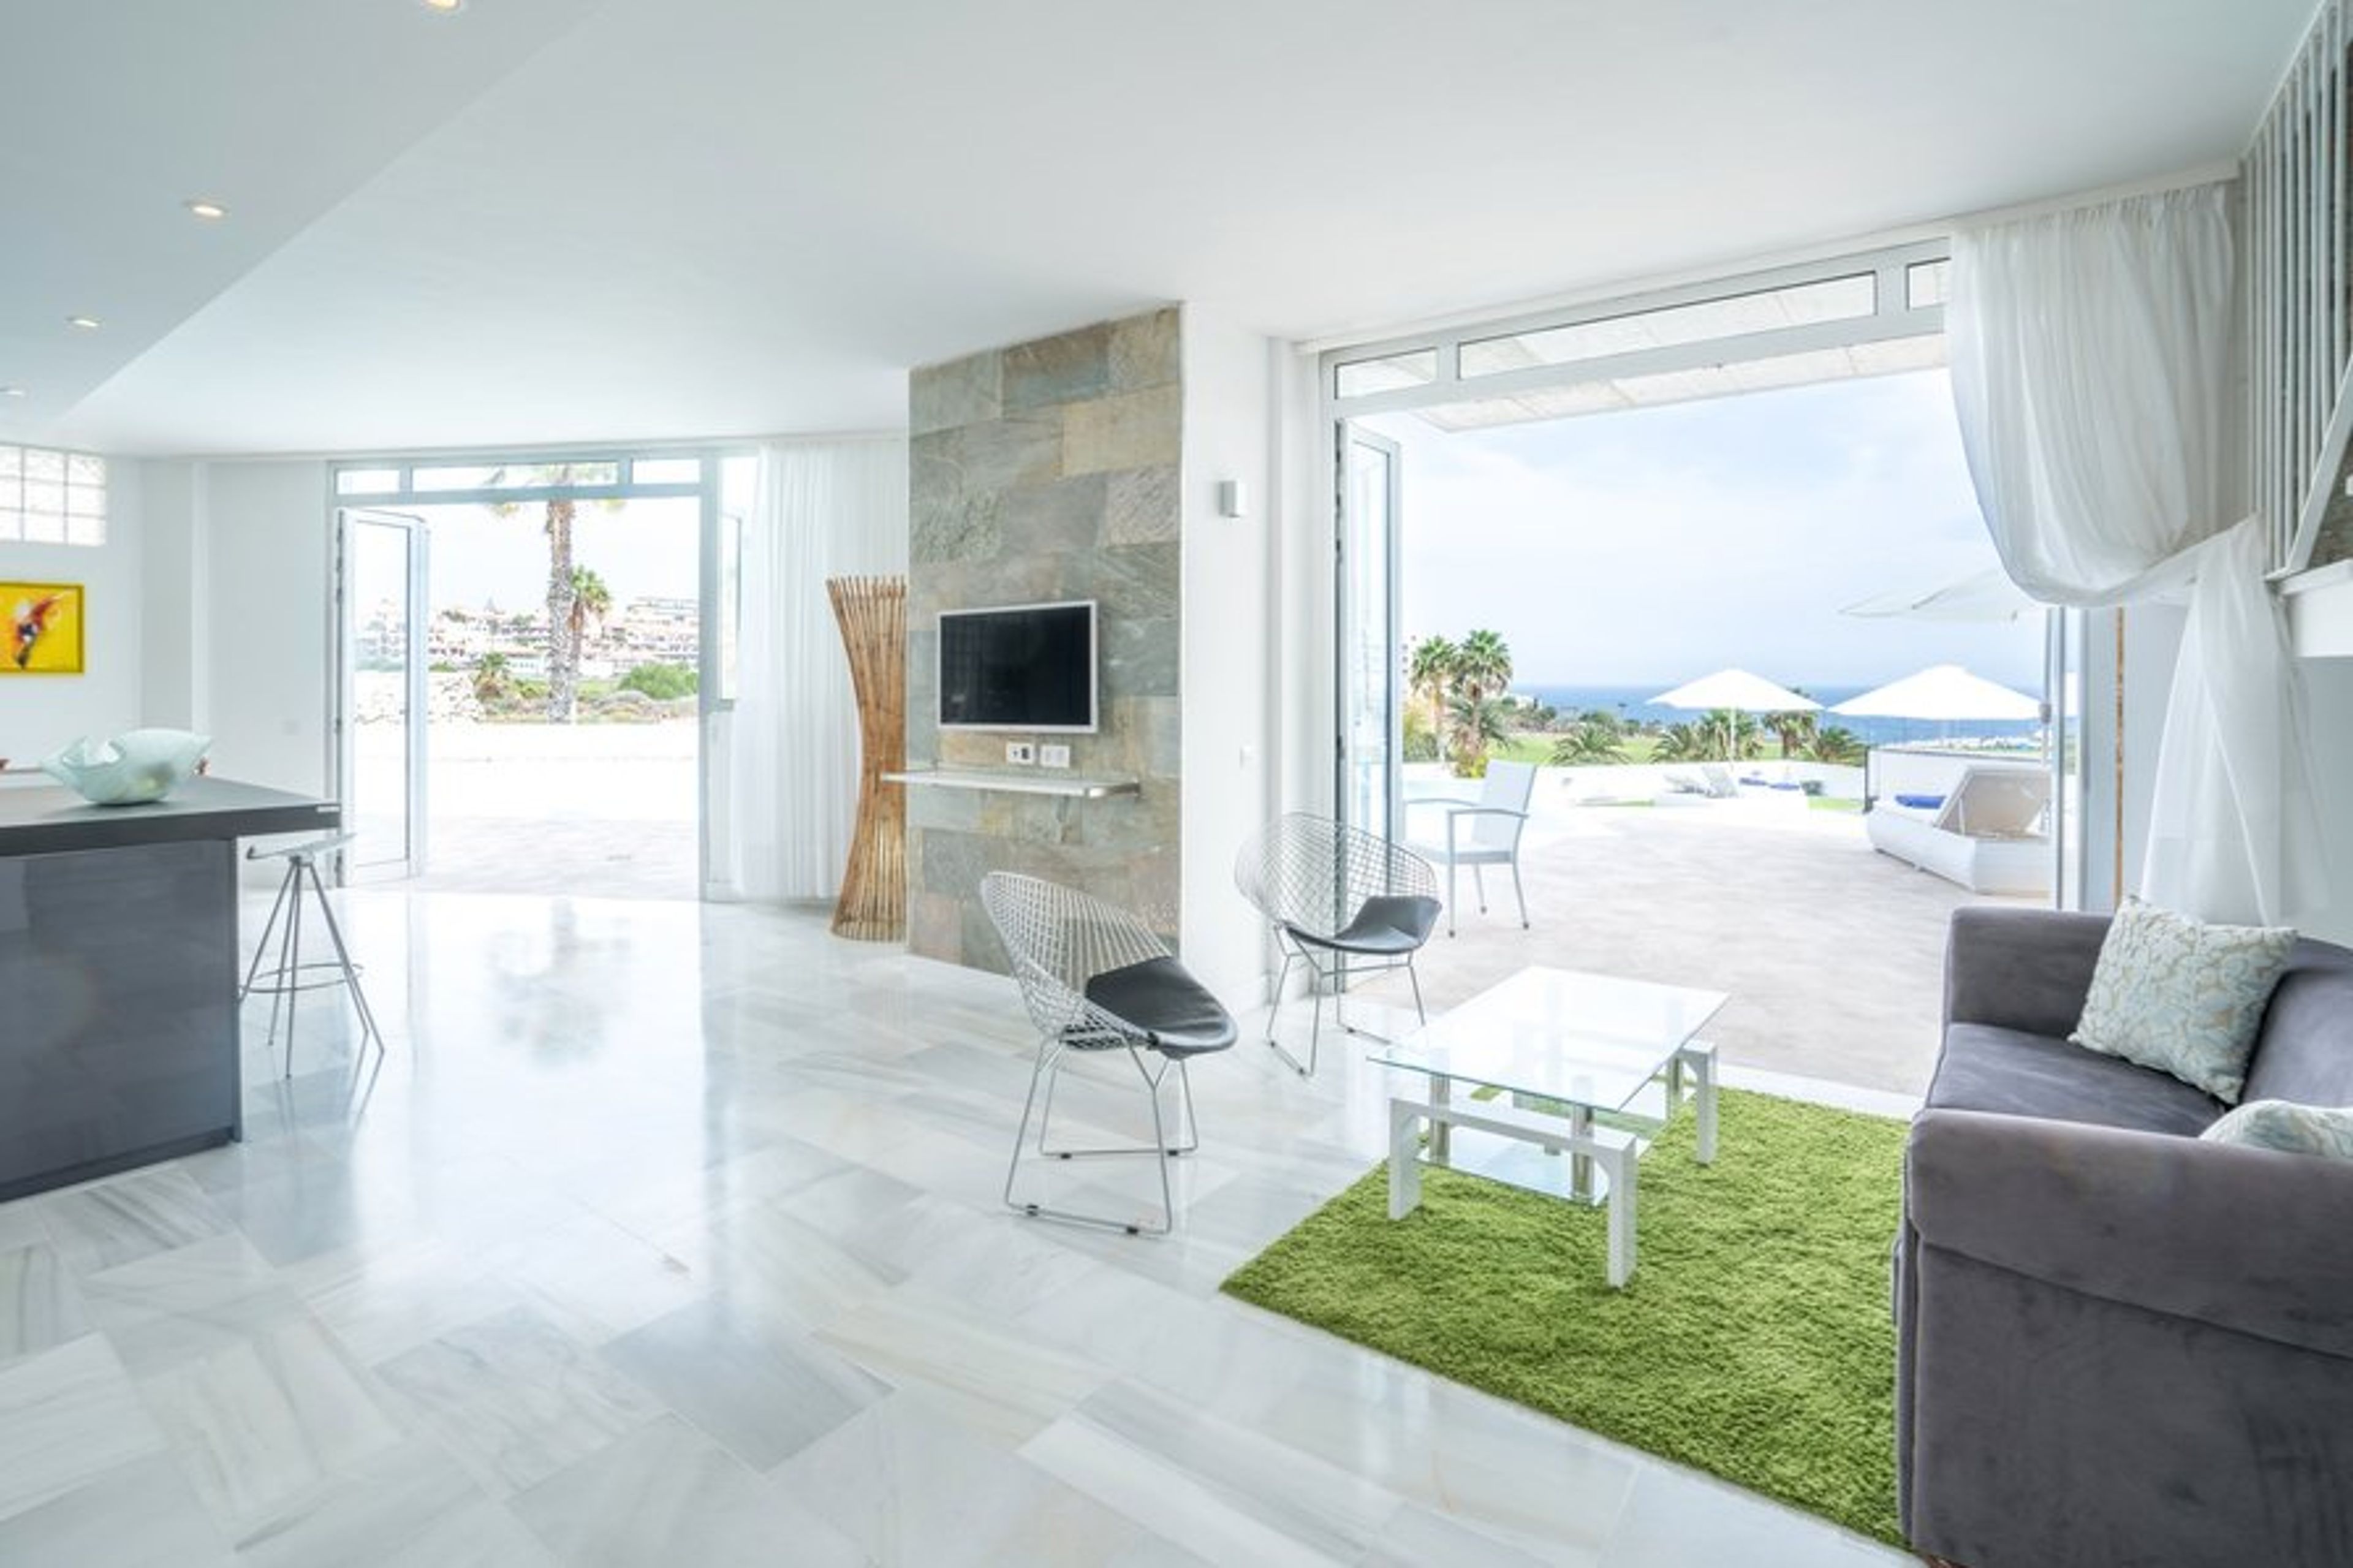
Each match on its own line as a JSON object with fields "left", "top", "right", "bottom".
{"left": 0, "top": 462, "right": 143, "bottom": 763}
{"left": 138, "top": 458, "right": 334, "bottom": 798}
{"left": 1178, "top": 306, "right": 1280, "bottom": 1002}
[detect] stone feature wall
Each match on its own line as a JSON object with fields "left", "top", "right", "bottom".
{"left": 906, "top": 308, "right": 1183, "bottom": 970}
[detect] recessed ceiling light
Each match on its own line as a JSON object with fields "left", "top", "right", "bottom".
{"left": 66, "top": 316, "right": 101, "bottom": 331}
{"left": 420, "top": 0, "right": 463, "bottom": 12}
{"left": 1, "top": 387, "right": 25, "bottom": 399}
{"left": 184, "top": 199, "right": 228, "bottom": 221}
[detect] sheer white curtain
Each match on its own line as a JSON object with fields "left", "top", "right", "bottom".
{"left": 722, "top": 437, "right": 907, "bottom": 903}
{"left": 1949, "top": 183, "right": 2325, "bottom": 923}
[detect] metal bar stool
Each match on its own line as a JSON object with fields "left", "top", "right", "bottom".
{"left": 240, "top": 833, "right": 384, "bottom": 1078}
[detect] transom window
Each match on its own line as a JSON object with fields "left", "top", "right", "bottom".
{"left": 0, "top": 444, "right": 107, "bottom": 545}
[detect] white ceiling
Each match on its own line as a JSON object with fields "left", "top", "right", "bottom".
{"left": 1, "top": 0, "right": 2315, "bottom": 457}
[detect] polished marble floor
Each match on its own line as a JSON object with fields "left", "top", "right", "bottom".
{"left": 0, "top": 892, "right": 1912, "bottom": 1566}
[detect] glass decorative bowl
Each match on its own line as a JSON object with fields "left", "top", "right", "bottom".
{"left": 42, "top": 729, "right": 213, "bottom": 806}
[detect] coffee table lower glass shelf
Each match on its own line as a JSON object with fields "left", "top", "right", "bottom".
{"left": 1369, "top": 966, "right": 1729, "bottom": 1288}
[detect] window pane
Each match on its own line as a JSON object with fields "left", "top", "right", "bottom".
{"left": 412, "top": 461, "right": 621, "bottom": 491}
{"left": 1906, "top": 259, "right": 1951, "bottom": 309}
{"left": 0, "top": 447, "right": 21, "bottom": 479}
{"left": 24, "top": 481, "right": 63, "bottom": 515}
{"left": 66, "top": 485, "right": 105, "bottom": 519}
{"left": 1460, "top": 273, "right": 1879, "bottom": 378}
{"left": 336, "top": 468, "right": 402, "bottom": 496}
{"left": 22, "top": 512, "right": 65, "bottom": 543}
{"left": 1335, "top": 349, "right": 1439, "bottom": 398}
{"left": 632, "top": 457, "right": 702, "bottom": 485}
{"left": 65, "top": 515, "right": 105, "bottom": 546}
{"left": 23, "top": 449, "right": 63, "bottom": 482}
{"left": 65, "top": 453, "right": 104, "bottom": 486}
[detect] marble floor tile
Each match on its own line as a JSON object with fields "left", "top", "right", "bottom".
{"left": 1601, "top": 1464, "right": 1904, "bottom": 1566}
{"left": 1021, "top": 1379, "right": 1406, "bottom": 1567}
{"left": 773, "top": 1392, "right": 1144, "bottom": 1568}
{"left": 601, "top": 1296, "right": 887, "bottom": 1470}
{"left": 0, "top": 1241, "right": 93, "bottom": 1366}
{"left": 0, "top": 1452, "right": 233, "bottom": 1568}
{"left": 40, "top": 1165, "right": 233, "bottom": 1274}
{"left": 80, "top": 1233, "right": 311, "bottom": 1376}
{"left": 135, "top": 1315, "right": 407, "bottom": 1537}
{"left": 813, "top": 1282, "right": 1113, "bottom": 1445}
{"left": 512, "top": 1415, "right": 866, "bottom": 1567}
{"left": 0, "top": 1333, "right": 170, "bottom": 1524}
{"left": 357, "top": 1499, "right": 560, "bottom": 1568}
{"left": 229, "top": 1437, "right": 506, "bottom": 1568}
{"left": 290, "top": 1239, "right": 526, "bottom": 1367}
{"left": 0, "top": 1198, "right": 52, "bottom": 1253}
{"left": 375, "top": 1305, "right": 667, "bottom": 1496}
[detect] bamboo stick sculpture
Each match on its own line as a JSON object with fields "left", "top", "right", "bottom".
{"left": 827, "top": 575, "right": 908, "bottom": 941}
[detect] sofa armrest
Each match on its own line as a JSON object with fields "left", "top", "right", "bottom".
{"left": 1908, "top": 1109, "right": 2353, "bottom": 1358}
{"left": 1942, "top": 906, "right": 2110, "bottom": 1036}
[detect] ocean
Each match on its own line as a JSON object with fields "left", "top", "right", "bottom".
{"left": 1514, "top": 683, "right": 2044, "bottom": 750}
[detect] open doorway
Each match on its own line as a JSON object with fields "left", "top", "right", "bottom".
{"left": 337, "top": 454, "right": 740, "bottom": 900}
{"left": 1324, "top": 251, "right": 2070, "bottom": 1097}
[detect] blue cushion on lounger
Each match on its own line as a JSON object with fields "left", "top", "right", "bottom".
{"left": 1895, "top": 792, "right": 1947, "bottom": 810}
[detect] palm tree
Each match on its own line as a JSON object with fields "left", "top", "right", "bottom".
{"left": 1694, "top": 707, "right": 1767, "bottom": 760}
{"left": 1408, "top": 635, "right": 1458, "bottom": 737}
{"left": 471, "top": 650, "right": 512, "bottom": 704}
{"left": 1765, "top": 703, "right": 1820, "bottom": 759}
{"left": 1808, "top": 725, "right": 1866, "bottom": 766}
{"left": 1651, "top": 722, "right": 1708, "bottom": 763}
{"left": 1454, "top": 629, "right": 1513, "bottom": 702}
{"left": 486, "top": 463, "right": 621, "bottom": 722}
{"left": 1548, "top": 708, "right": 1626, "bottom": 765}
{"left": 569, "top": 566, "right": 613, "bottom": 670}
{"left": 1444, "top": 689, "right": 1511, "bottom": 778}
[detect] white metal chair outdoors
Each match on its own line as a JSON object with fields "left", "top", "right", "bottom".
{"left": 981, "top": 872, "right": 1237, "bottom": 1237}
{"left": 1406, "top": 759, "right": 1535, "bottom": 936}
{"left": 240, "top": 833, "right": 384, "bottom": 1079}
{"left": 1234, "top": 814, "right": 1442, "bottom": 1077}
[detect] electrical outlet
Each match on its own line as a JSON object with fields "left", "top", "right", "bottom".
{"left": 1039, "top": 743, "right": 1072, "bottom": 770}
{"left": 1006, "top": 741, "right": 1037, "bottom": 765}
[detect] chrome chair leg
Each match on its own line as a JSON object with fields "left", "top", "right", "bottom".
{"left": 1509, "top": 859, "right": 1529, "bottom": 929}
{"left": 303, "top": 860, "right": 384, "bottom": 1058}
{"left": 1006, "top": 1037, "right": 1181, "bottom": 1236}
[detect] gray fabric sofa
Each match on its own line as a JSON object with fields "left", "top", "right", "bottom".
{"left": 1897, "top": 906, "right": 2353, "bottom": 1568}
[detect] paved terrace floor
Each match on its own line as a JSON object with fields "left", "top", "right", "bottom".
{"left": 1357, "top": 793, "right": 2036, "bottom": 1098}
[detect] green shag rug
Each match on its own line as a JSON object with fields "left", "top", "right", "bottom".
{"left": 1221, "top": 1088, "right": 1907, "bottom": 1546}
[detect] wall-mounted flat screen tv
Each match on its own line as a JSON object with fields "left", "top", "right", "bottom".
{"left": 936, "top": 599, "right": 1097, "bottom": 732}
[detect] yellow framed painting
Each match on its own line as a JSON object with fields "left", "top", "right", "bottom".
{"left": 4, "top": 582, "right": 84, "bottom": 675}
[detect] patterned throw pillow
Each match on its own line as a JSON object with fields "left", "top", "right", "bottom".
{"left": 2201, "top": 1100, "right": 2353, "bottom": 1160}
{"left": 2069, "top": 898, "right": 2297, "bottom": 1104}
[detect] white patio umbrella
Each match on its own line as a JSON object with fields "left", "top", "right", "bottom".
{"left": 1650, "top": 668, "right": 1819, "bottom": 759}
{"left": 1830, "top": 664, "right": 2044, "bottom": 723}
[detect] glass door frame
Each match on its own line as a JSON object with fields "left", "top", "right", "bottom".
{"left": 1335, "top": 421, "right": 1404, "bottom": 842}
{"left": 325, "top": 449, "right": 748, "bottom": 892}
{"left": 336, "top": 507, "right": 430, "bottom": 882}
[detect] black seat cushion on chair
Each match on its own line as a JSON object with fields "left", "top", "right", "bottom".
{"left": 1082, "top": 956, "right": 1239, "bottom": 1055}
{"left": 1286, "top": 893, "right": 1441, "bottom": 956}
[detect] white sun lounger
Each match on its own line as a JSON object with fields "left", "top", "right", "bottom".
{"left": 1866, "top": 765, "right": 2052, "bottom": 896}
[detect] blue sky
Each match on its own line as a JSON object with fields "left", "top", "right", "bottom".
{"left": 1366, "top": 368, "right": 2044, "bottom": 692}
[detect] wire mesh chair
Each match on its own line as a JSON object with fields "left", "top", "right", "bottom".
{"left": 980, "top": 872, "right": 1237, "bottom": 1237}
{"left": 1233, "top": 813, "right": 1442, "bottom": 1077}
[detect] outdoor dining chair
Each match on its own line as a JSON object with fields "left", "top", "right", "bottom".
{"left": 980, "top": 871, "right": 1237, "bottom": 1237}
{"left": 1406, "top": 758, "right": 1535, "bottom": 936}
{"left": 1234, "top": 813, "right": 1442, "bottom": 1077}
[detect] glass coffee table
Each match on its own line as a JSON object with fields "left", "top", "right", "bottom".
{"left": 1368, "top": 966, "right": 1728, "bottom": 1287}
